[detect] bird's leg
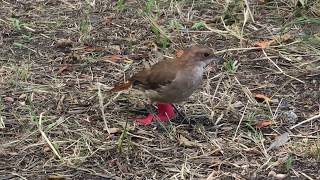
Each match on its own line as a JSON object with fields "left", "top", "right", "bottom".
{"left": 135, "top": 113, "right": 154, "bottom": 125}
{"left": 172, "top": 104, "right": 190, "bottom": 124}
{"left": 155, "top": 103, "right": 176, "bottom": 122}
{"left": 135, "top": 104, "right": 156, "bottom": 125}
{"left": 135, "top": 103, "right": 176, "bottom": 125}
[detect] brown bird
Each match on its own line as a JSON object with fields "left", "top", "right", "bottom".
{"left": 111, "top": 46, "right": 224, "bottom": 125}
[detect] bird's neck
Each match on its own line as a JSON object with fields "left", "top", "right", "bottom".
{"left": 185, "top": 61, "right": 206, "bottom": 69}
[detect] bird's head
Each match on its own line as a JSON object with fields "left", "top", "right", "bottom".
{"left": 180, "top": 46, "right": 224, "bottom": 67}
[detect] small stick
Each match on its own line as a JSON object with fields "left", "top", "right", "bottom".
{"left": 290, "top": 114, "right": 320, "bottom": 130}
{"left": 38, "top": 112, "right": 63, "bottom": 160}
{"left": 97, "top": 83, "right": 110, "bottom": 134}
{"left": 244, "top": 0, "right": 255, "bottom": 23}
{"left": 264, "top": 133, "right": 320, "bottom": 139}
{"left": 233, "top": 101, "right": 249, "bottom": 141}
{"left": 262, "top": 49, "right": 304, "bottom": 83}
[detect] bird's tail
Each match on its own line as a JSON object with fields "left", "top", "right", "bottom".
{"left": 109, "top": 81, "right": 133, "bottom": 92}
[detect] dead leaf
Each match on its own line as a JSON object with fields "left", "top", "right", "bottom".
{"left": 257, "top": 0, "right": 267, "bottom": 4}
{"left": 272, "top": 34, "right": 291, "bottom": 42}
{"left": 109, "top": 81, "right": 132, "bottom": 92}
{"left": 4, "top": 97, "right": 14, "bottom": 102}
{"left": 255, "top": 94, "right": 271, "bottom": 103}
{"left": 254, "top": 39, "right": 274, "bottom": 49}
{"left": 267, "top": 132, "right": 290, "bottom": 151}
{"left": 108, "top": 127, "right": 121, "bottom": 134}
{"left": 47, "top": 175, "right": 66, "bottom": 180}
{"left": 19, "top": 94, "right": 27, "bottom": 99}
{"left": 255, "top": 120, "right": 273, "bottom": 128}
{"left": 111, "top": 55, "right": 124, "bottom": 62}
{"left": 19, "top": 101, "right": 26, "bottom": 106}
{"left": 104, "top": 16, "right": 113, "bottom": 25}
{"left": 67, "top": 53, "right": 81, "bottom": 62}
{"left": 82, "top": 46, "right": 106, "bottom": 52}
{"left": 268, "top": 171, "right": 287, "bottom": 179}
{"left": 0, "top": 148, "right": 18, "bottom": 156}
{"left": 178, "top": 134, "right": 202, "bottom": 147}
{"left": 254, "top": 33, "right": 292, "bottom": 49}
{"left": 176, "top": 49, "right": 184, "bottom": 58}
{"left": 56, "top": 39, "right": 73, "bottom": 48}
{"left": 116, "top": 161, "right": 129, "bottom": 173}
{"left": 57, "top": 64, "right": 70, "bottom": 75}
{"left": 43, "top": 144, "right": 51, "bottom": 153}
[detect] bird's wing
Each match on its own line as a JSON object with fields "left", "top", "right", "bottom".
{"left": 130, "top": 60, "right": 179, "bottom": 91}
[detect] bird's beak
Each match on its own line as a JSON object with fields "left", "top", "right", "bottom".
{"left": 206, "top": 55, "right": 224, "bottom": 66}
{"left": 211, "top": 55, "right": 224, "bottom": 63}
{"left": 205, "top": 55, "right": 224, "bottom": 70}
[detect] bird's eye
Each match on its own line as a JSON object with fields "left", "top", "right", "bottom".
{"left": 203, "top": 53, "right": 210, "bottom": 57}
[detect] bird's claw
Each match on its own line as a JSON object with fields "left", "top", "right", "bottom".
{"left": 134, "top": 103, "right": 176, "bottom": 125}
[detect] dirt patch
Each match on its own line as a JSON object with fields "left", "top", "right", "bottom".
{"left": 1, "top": 0, "right": 319, "bottom": 179}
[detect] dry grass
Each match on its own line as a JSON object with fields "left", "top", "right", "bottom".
{"left": 0, "top": 0, "right": 320, "bottom": 179}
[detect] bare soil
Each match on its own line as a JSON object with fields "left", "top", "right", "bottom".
{"left": 0, "top": 0, "right": 320, "bottom": 179}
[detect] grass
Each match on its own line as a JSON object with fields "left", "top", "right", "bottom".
{"left": 8, "top": 17, "right": 22, "bottom": 31}
{"left": 0, "top": 0, "right": 320, "bottom": 179}
{"left": 116, "top": 0, "right": 125, "bottom": 11}
{"left": 223, "top": 58, "right": 239, "bottom": 73}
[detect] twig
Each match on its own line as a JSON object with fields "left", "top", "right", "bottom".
{"left": 233, "top": 101, "right": 248, "bottom": 141}
{"left": 97, "top": 82, "right": 110, "bottom": 134}
{"left": 262, "top": 49, "right": 304, "bottom": 83}
{"left": 290, "top": 114, "right": 320, "bottom": 130}
{"left": 221, "top": 17, "right": 245, "bottom": 40}
{"left": 215, "top": 47, "right": 262, "bottom": 54}
{"left": 38, "top": 112, "right": 63, "bottom": 161}
{"left": 262, "top": 49, "right": 283, "bottom": 72}
{"left": 243, "top": 0, "right": 255, "bottom": 23}
{"left": 0, "top": 115, "right": 5, "bottom": 128}
{"left": 264, "top": 133, "right": 320, "bottom": 139}
{"left": 234, "top": 76, "right": 256, "bottom": 104}
{"left": 300, "top": 171, "right": 314, "bottom": 180}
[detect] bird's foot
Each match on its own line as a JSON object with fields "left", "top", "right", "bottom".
{"left": 155, "top": 103, "right": 176, "bottom": 122}
{"left": 135, "top": 114, "right": 154, "bottom": 125}
{"left": 135, "top": 103, "right": 176, "bottom": 125}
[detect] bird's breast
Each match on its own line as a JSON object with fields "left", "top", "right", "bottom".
{"left": 160, "top": 66, "right": 204, "bottom": 102}
{"left": 143, "top": 66, "right": 205, "bottom": 103}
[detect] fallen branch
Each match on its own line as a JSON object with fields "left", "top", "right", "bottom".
{"left": 290, "top": 114, "right": 320, "bottom": 130}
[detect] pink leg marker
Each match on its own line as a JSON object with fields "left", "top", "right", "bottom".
{"left": 135, "top": 114, "right": 154, "bottom": 125}
{"left": 155, "top": 103, "right": 176, "bottom": 122}
{"left": 135, "top": 103, "right": 176, "bottom": 125}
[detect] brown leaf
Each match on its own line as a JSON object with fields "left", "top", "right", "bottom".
{"left": 19, "top": 101, "right": 26, "bottom": 106}
{"left": 57, "top": 64, "right": 71, "bottom": 75}
{"left": 272, "top": 34, "right": 291, "bottom": 42}
{"left": 267, "top": 132, "right": 290, "bottom": 151}
{"left": 56, "top": 39, "right": 73, "bottom": 48}
{"left": 104, "top": 16, "right": 113, "bottom": 25}
{"left": 116, "top": 161, "right": 129, "bottom": 173}
{"left": 178, "top": 134, "right": 202, "bottom": 147}
{"left": 43, "top": 144, "right": 51, "bottom": 153}
{"left": 18, "top": 94, "right": 27, "bottom": 99}
{"left": 255, "top": 94, "right": 271, "bottom": 103}
{"left": 176, "top": 49, "right": 184, "bottom": 58}
{"left": 67, "top": 53, "right": 81, "bottom": 62}
{"left": 47, "top": 175, "right": 66, "bottom": 180}
{"left": 4, "top": 97, "right": 14, "bottom": 102}
{"left": 254, "top": 39, "right": 274, "bottom": 49}
{"left": 255, "top": 120, "right": 273, "bottom": 128}
{"left": 82, "top": 46, "right": 106, "bottom": 52}
{"left": 268, "top": 171, "right": 287, "bottom": 179}
{"left": 257, "top": 0, "right": 267, "bottom": 4}
{"left": 110, "top": 55, "right": 124, "bottom": 62}
{"left": 108, "top": 127, "right": 121, "bottom": 134}
{"left": 109, "top": 81, "right": 132, "bottom": 92}
{"left": 254, "top": 33, "right": 292, "bottom": 49}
